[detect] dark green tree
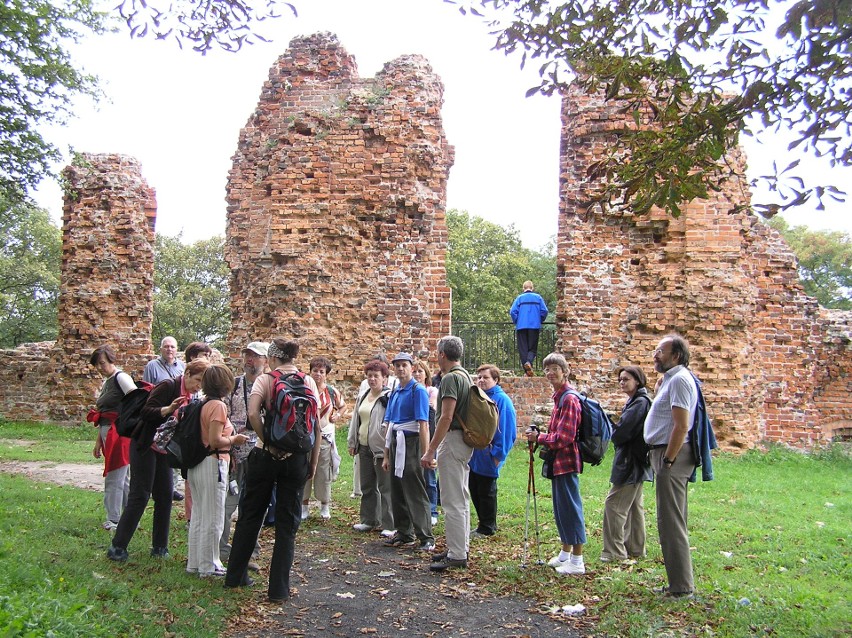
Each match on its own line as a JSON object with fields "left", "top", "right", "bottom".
{"left": 153, "top": 233, "right": 231, "bottom": 348}
{"left": 0, "top": 197, "right": 61, "bottom": 347}
{"left": 446, "top": 209, "right": 556, "bottom": 324}
{"left": 447, "top": 0, "right": 851, "bottom": 218}
{"left": 769, "top": 217, "right": 851, "bottom": 310}
{"left": 0, "top": 0, "right": 105, "bottom": 207}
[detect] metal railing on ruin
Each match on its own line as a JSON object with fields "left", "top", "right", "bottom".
{"left": 451, "top": 322, "right": 556, "bottom": 376}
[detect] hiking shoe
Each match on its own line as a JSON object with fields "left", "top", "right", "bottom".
{"left": 555, "top": 561, "right": 586, "bottom": 576}
{"left": 150, "top": 547, "right": 170, "bottom": 558}
{"left": 172, "top": 490, "right": 185, "bottom": 501}
{"left": 353, "top": 523, "right": 374, "bottom": 532}
{"left": 383, "top": 534, "right": 416, "bottom": 548}
{"left": 380, "top": 529, "right": 396, "bottom": 538}
{"left": 547, "top": 554, "right": 569, "bottom": 567}
{"left": 107, "top": 545, "right": 128, "bottom": 562}
{"left": 224, "top": 575, "right": 254, "bottom": 588}
{"left": 319, "top": 504, "right": 331, "bottom": 519}
{"left": 430, "top": 557, "right": 468, "bottom": 572}
{"left": 470, "top": 530, "right": 492, "bottom": 540}
{"left": 418, "top": 540, "right": 436, "bottom": 551}
{"left": 247, "top": 561, "right": 261, "bottom": 572}
{"left": 431, "top": 551, "right": 448, "bottom": 562}
{"left": 102, "top": 520, "right": 118, "bottom": 532}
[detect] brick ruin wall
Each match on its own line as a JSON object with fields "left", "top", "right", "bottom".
{"left": 224, "top": 33, "right": 453, "bottom": 379}
{"left": 0, "top": 154, "right": 156, "bottom": 422}
{"left": 556, "top": 86, "right": 852, "bottom": 449}
{"left": 0, "top": 38, "right": 847, "bottom": 451}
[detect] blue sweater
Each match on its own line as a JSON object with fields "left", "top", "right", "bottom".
{"left": 469, "top": 384, "right": 518, "bottom": 478}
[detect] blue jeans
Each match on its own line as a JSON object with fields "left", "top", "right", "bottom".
{"left": 552, "top": 472, "right": 586, "bottom": 546}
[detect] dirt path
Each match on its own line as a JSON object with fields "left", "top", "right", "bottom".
{"left": 227, "top": 527, "right": 587, "bottom": 638}
{"left": 0, "top": 458, "right": 589, "bottom": 637}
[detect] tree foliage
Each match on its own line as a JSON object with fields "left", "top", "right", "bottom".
{"left": 447, "top": 0, "right": 851, "bottom": 218}
{"left": 0, "top": 197, "right": 61, "bottom": 348}
{"left": 446, "top": 209, "right": 556, "bottom": 324}
{"left": 769, "top": 217, "right": 852, "bottom": 309}
{"left": 153, "top": 234, "right": 231, "bottom": 348}
{"left": 114, "top": 0, "right": 297, "bottom": 53}
{"left": 0, "top": 0, "right": 104, "bottom": 207}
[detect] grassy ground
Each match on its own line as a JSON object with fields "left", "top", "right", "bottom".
{"left": 0, "top": 419, "right": 849, "bottom": 637}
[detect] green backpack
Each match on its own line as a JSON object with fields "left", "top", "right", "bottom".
{"left": 451, "top": 370, "right": 499, "bottom": 449}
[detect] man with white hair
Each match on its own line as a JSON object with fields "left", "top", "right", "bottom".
{"left": 143, "top": 336, "right": 185, "bottom": 384}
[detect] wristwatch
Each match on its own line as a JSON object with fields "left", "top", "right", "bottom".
{"left": 663, "top": 456, "right": 675, "bottom": 467}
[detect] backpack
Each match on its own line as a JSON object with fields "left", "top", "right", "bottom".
{"left": 263, "top": 371, "right": 319, "bottom": 454}
{"left": 154, "top": 399, "right": 215, "bottom": 472}
{"left": 451, "top": 370, "right": 499, "bottom": 450}
{"left": 563, "top": 389, "right": 614, "bottom": 466}
{"left": 115, "top": 380, "right": 155, "bottom": 438}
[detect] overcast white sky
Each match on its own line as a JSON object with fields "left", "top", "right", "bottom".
{"left": 33, "top": 0, "right": 850, "bottom": 249}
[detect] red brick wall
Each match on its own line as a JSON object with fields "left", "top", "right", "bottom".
{"left": 557, "top": 85, "right": 852, "bottom": 449}
{"left": 224, "top": 34, "right": 453, "bottom": 380}
{"left": 0, "top": 154, "right": 156, "bottom": 423}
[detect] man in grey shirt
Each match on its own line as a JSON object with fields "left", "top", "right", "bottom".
{"left": 644, "top": 333, "right": 699, "bottom": 599}
{"left": 143, "top": 336, "right": 185, "bottom": 384}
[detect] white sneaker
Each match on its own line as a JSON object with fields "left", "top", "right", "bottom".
{"left": 555, "top": 561, "right": 586, "bottom": 576}
{"left": 102, "top": 521, "right": 118, "bottom": 532}
{"left": 319, "top": 504, "right": 331, "bottom": 519}
{"left": 548, "top": 554, "right": 569, "bottom": 567}
{"left": 353, "top": 523, "right": 373, "bottom": 532}
{"left": 380, "top": 529, "right": 396, "bottom": 538}
{"left": 301, "top": 505, "right": 309, "bottom": 520}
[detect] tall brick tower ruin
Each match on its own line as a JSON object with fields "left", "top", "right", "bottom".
{"left": 225, "top": 33, "right": 453, "bottom": 379}
{"left": 557, "top": 86, "right": 851, "bottom": 448}
{"left": 48, "top": 154, "right": 157, "bottom": 420}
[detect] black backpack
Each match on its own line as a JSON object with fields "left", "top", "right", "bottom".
{"left": 164, "top": 399, "right": 216, "bottom": 471}
{"left": 115, "top": 380, "right": 154, "bottom": 438}
{"left": 263, "top": 371, "right": 319, "bottom": 454}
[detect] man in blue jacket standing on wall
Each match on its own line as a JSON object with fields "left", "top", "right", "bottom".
{"left": 509, "top": 281, "right": 549, "bottom": 377}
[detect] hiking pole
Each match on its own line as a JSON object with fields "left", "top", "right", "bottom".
{"left": 521, "top": 438, "right": 534, "bottom": 568}
{"left": 529, "top": 441, "right": 544, "bottom": 565}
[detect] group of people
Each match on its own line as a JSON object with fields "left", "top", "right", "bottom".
{"left": 89, "top": 329, "right": 703, "bottom": 601}
{"left": 526, "top": 333, "right": 701, "bottom": 599}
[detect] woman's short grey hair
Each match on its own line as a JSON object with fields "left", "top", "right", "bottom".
{"left": 542, "top": 352, "right": 569, "bottom": 375}
{"left": 437, "top": 335, "right": 464, "bottom": 361}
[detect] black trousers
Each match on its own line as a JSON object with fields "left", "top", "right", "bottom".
{"left": 225, "top": 448, "right": 308, "bottom": 600}
{"left": 468, "top": 471, "right": 498, "bottom": 535}
{"left": 516, "top": 328, "right": 540, "bottom": 366}
{"left": 112, "top": 445, "right": 173, "bottom": 551}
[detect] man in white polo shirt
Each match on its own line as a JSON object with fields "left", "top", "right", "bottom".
{"left": 644, "top": 333, "right": 699, "bottom": 599}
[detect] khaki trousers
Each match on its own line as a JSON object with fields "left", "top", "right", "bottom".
{"left": 601, "top": 481, "right": 646, "bottom": 560}
{"left": 437, "top": 430, "right": 473, "bottom": 561}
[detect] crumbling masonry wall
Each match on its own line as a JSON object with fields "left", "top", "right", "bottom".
{"left": 0, "top": 154, "right": 156, "bottom": 422}
{"left": 225, "top": 33, "right": 453, "bottom": 379}
{"left": 557, "top": 86, "right": 852, "bottom": 449}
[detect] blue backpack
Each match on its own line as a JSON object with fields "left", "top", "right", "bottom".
{"left": 563, "top": 389, "right": 614, "bottom": 466}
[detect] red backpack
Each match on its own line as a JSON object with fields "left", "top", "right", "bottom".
{"left": 263, "top": 371, "right": 319, "bottom": 454}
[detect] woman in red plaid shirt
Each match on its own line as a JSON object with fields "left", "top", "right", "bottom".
{"left": 525, "top": 353, "right": 587, "bottom": 575}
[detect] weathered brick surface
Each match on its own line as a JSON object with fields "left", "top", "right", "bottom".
{"left": 224, "top": 34, "right": 453, "bottom": 379}
{"left": 557, "top": 86, "right": 851, "bottom": 449}
{"left": 0, "top": 154, "right": 156, "bottom": 423}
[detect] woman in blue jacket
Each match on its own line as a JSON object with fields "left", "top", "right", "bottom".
{"left": 468, "top": 364, "right": 518, "bottom": 538}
